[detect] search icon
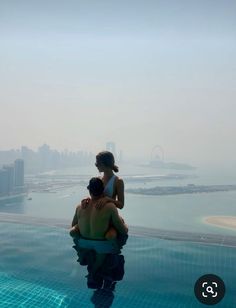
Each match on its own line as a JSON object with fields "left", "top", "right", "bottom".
{"left": 206, "top": 286, "right": 214, "bottom": 294}
{"left": 194, "top": 274, "right": 225, "bottom": 305}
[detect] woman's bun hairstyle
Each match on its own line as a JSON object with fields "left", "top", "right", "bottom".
{"left": 96, "top": 151, "right": 119, "bottom": 172}
{"left": 112, "top": 165, "right": 119, "bottom": 173}
{"left": 112, "top": 165, "right": 119, "bottom": 172}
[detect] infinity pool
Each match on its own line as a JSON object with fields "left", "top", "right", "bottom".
{"left": 0, "top": 215, "right": 236, "bottom": 307}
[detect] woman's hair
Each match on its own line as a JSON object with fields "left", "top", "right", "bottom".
{"left": 96, "top": 151, "right": 119, "bottom": 172}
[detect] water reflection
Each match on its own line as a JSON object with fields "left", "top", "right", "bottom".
{"left": 0, "top": 196, "right": 25, "bottom": 214}
{"left": 72, "top": 235, "right": 128, "bottom": 307}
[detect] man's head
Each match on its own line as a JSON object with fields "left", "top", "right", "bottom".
{"left": 87, "top": 177, "right": 104, "bottom": 197}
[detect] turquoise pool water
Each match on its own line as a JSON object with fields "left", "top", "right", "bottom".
{"left": 0, "top": 216, "right": 236, "bottom": 307}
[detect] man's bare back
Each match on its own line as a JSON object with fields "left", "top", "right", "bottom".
{"left": 72, "top": 197, "right": 128, "bottom": 240}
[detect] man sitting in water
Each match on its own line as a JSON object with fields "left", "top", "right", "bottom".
{"left": 70, "top": 177, "right": 128, "bottom": 242}
{"left": 70, "top": 178, "right": 128, "bottom": 275}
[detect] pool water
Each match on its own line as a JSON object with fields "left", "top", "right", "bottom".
{"left": 0, "top": 218, "right": 236, "bottom": 307}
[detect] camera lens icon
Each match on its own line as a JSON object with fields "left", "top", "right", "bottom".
{"left": 194, "top": 274, "right": 225, "bottom": 305}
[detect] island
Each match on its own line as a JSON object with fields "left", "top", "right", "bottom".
{"left": 126, "top": 184, "right": 236, "bottom": 196}
{"left": 204, "top": 216, "right": 236, "bottom": 231}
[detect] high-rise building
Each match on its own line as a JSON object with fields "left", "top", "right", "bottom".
{"left": 3, "top": 165, "right": 14, "bottom": 193}
{"left": 0, "top": 159, "right": 25, "bottom": 197}
{"left": 0, "top": 169, "right": 8, "bottom": 195}
{"left": 119, "top": 150, "right": 123, "bottom": 163}
{"left": 14, "top": 159, "right": 24, "bottom": 187}
{"left": 106, "top": 142, "right": 117, "bottom": 160}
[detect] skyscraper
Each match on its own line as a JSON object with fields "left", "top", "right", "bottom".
{"left": 106, "top": 142, "right": 117, "bottom": 160}
{"left": 3, "top": 165, "right": 14, "bottom": 193}
{"left": 119, "top": 150, "right": 123, "bottom": 163}
{"left": 14, "top": 159, "right": 24, "bottom": 187}
{"left": 0, "top": 169, "right": 8, "bottom": 195}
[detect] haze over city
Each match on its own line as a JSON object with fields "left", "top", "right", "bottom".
{"left": 1, "top": 0, "right": 236, "bottom": 166}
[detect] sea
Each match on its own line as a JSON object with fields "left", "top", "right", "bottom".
{"left": 1, "top": 162, "right": 236, "bottom": 237}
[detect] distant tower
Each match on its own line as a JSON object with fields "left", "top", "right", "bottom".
{"left": 106, "top": 142, "right": 117, "bottom": 160}
{"left": 14, "top": 159, "right": 24, "bottom": 187}
{"left": 38, "top": 144, "right": 51, "bottom": 170}
{"left": 150, "top": 145, "right": 164, "bottom": 162}
{"left": 0, "top": 169, "right": 8, "bottom": 195}
{"left": 119, "top": 150, "right": 123, "bottom": 163}
{"left": 3, "top": 165, "right": 14, "bottom": 193}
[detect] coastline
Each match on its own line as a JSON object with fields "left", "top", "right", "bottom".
{"left": 203, "top": 216, "right": 236, "bottom": 231}
{"left": 0, "top": 192, "right": 27, "bottom": 202}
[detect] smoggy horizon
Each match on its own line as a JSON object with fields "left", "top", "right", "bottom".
{"left": 1, "top": 1, "right": 236, "bottom": 167}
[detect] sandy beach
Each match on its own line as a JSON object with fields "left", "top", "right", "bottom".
{"left": 204, "top": 216, "right": 236, "bottom": 231}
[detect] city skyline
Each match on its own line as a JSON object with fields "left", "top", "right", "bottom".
{"left": 0, "top": 144, "right": 96, "bottom": 173}
{"left": 0, "top": 142, "right": 187, "bottom": 165}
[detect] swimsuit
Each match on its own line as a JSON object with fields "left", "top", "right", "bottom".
{"left": 103, "top": 175, "right": 117, "bottom": 198}
{"left": 77, "top": 237, "right": 119, "bottom": 254}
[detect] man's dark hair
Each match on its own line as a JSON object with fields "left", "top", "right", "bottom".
{"left": 87, "top": 177, "right": 104, "bottom": 196}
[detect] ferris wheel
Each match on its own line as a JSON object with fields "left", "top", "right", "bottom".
{"left": 150, "top": 145, "right": 164, "bottom": 162}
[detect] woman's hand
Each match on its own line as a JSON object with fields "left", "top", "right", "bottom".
{"left": 81, "top": 197, "right": 90, "bottom": 209}
{"left": 95, "top": 196, "right": 112, "bottom": 210}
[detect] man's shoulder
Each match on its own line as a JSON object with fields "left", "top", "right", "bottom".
{"left": 104, "top": 201, "right": 116, "bottom": 210}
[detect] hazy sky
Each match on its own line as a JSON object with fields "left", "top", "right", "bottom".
{"left": 1, "top": 0, "right": 236, "bottom": 165}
